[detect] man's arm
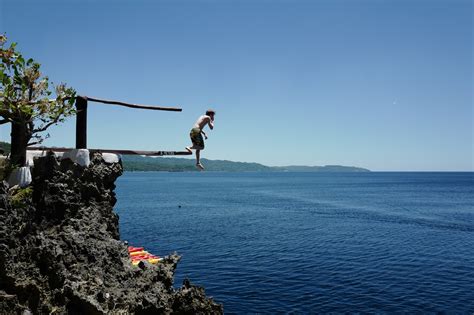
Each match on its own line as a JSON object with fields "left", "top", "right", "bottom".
{"left": 208, "top": 117, "right": 214, "bottom": 130}
{"left": 201, "top": 130, "right": 208, "bottom": 139}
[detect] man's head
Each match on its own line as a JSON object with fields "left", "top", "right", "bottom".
{"left": 206, "top": 109, "right": 215, "bottom": 120}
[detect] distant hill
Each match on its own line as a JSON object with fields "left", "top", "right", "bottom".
{"left": 122, "top": 155, "right": 273, "bottom": 172}
{"left": 273, "top": 165, "right": 370, "bottom": 172}
{"left": 0, "top": 142, "right": 370, "bottom": 172}
{"left": 121, "top": 155, "right": 370, "bottom": 172}
{"left": 0, "top": 141, "right": 10, "bottom": 154}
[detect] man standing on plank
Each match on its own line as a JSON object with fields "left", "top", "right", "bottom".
{"left": 186, "top": 109, "right": 215, "bottom": 170}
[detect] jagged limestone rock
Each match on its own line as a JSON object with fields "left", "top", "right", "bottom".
{"left": 0, "top": 152, "right": 223, "bottom": 314}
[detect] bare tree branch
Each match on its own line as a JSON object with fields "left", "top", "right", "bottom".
{"left": 32, "top": 118, "right": 59, "bottom": 133}
{"left": 27, "top": 139, "right": 44, "bottom": 146}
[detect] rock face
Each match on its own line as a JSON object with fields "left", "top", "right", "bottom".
{"left": 0, "top": 152, "right": 223, "bottom": 314}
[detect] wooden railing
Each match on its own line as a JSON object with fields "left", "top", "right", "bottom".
{"left": 31, "top": 96, "right": 191, "bottom": 156}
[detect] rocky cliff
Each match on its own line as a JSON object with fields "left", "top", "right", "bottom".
{"left": 0, "top": 152, "right": 223, "bottom": 314}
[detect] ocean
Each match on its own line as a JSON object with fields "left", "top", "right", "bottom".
{"left": 115, "top": 172, "right": 474, "bottom": 313}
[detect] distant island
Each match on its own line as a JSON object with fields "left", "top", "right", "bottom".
{"left": 0, "top": 142, "right": 369, "bottom": 172}
{"left": 121, "top": 155, "right": 370, "bottom": 172}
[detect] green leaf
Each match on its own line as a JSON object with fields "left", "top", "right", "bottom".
{"left": 16, "top": 56, "right": 25, "bottom": 66}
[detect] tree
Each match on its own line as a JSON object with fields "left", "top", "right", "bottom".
{"left": 0, "top": 35, "right": 76, "bottom": 166}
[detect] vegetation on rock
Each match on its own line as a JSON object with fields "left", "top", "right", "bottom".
{"left": 0, "top": 35, "right": 76, "bottom": 166}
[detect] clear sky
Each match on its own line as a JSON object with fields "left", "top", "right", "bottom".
{"left": 0, "top": 0, "right": 472, "bottom": 171}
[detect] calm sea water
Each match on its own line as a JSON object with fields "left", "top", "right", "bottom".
{"left": 115, "top": 172, "right": 474, "bottom": 313}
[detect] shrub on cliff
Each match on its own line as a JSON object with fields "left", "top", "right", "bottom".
{"left": 0, "top": 35, "right": 76, "bottom": 166}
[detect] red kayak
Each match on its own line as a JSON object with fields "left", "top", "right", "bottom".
{"left": 128, "top": 246, "right": 144, "bottom": 253}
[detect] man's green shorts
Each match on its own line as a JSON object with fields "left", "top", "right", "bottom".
{"left": 190, "top": 128, "right": 204, "bottom": 149}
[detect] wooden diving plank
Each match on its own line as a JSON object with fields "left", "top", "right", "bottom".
{"left": 28, "top": 147, "right": 192, "bottom": 156}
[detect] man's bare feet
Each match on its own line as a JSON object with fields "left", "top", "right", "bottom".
{"left": 196, "top": 163, "right": 204, "bottom": 170}
{"left": 185, "top": 147, "right": 192, "bottom": 154}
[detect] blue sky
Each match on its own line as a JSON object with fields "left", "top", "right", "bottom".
{"left": 0, "top": 0, "right": 472, "bottom": 171}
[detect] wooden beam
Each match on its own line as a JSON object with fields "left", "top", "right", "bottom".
{"left": 28, "top": 147, "right": 192, "bottom": 156}
{"left": 85, "top": 96, "right": 182, "bottom": 112}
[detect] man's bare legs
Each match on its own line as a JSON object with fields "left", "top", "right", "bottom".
{"left": 195, "top": 150, "right": 204, "bottom": 170}
{"left": 185, "top": 146, "right": 205, "bottom": 170}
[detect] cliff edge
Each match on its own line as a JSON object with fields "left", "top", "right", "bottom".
{"left": 0, "top": 152, "right": 223, "bottom": 314}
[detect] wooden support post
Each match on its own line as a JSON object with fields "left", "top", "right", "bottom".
{"left": 75, "top": 96, "right": 88, "bottom": 149}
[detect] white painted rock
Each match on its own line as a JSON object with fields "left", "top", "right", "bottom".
{"left": 8, "top": 167, "right": 32, "bottom": 188}
{"left": 62, "top": 149, "right": 90, "bottom": 167}
{"left": 102, "top": 153, "right": 121, "bottom": 164}
{"left": 26, "top": 150, "right": 58, "bottom": 167}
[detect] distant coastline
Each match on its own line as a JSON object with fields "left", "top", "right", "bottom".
{"left": 121, "top": 155, "right": 370, "bottom": 172}
{"left": 0, "top": 142, "right": 370, "bottom": 172}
